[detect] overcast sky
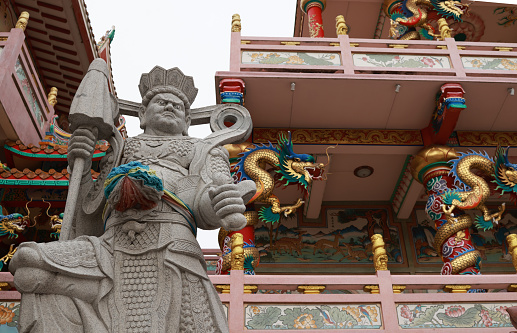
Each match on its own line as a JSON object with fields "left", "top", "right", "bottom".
{"left": 84, "top": 0, "right": 517, "bottom": 249}
{"left": 85, "top": 0, "right": 297, "bottom": 248}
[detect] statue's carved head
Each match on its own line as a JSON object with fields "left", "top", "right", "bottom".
{"left": 137, "top": 66, "right": 198, "bottom": 136}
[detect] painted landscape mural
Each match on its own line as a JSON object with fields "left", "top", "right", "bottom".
{"left": 255, "top": 206, "right": 404, "bottom": 265}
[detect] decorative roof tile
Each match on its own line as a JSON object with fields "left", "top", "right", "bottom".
{"left": 4, "top": 140, "right": 107, "bottom": 161}
{"left": 0, "top": 164, "right": 98, "bottom": 187}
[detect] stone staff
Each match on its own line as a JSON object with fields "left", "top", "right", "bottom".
{"left": 61, "top": 59, "right": 117, "bottom": 240}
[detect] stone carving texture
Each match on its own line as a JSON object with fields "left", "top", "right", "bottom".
{"left": 9, "top": 62, "right": 255, "bottom": 333}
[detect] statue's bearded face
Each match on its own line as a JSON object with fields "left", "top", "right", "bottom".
{"left": 140, "top": 93, "right": 189, "bottom": 136}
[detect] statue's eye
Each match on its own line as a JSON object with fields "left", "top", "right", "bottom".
{"left": 294, "top": 158, "right": 301, "bottom": 162}
{"left": 174, "top": 104, "right": 182, "bottom": 110}
{"left": 158, "top": 100, "right": 166, "bottom": 106}
{"left": 509, "top": 167, "right": 515, "bottom": 172}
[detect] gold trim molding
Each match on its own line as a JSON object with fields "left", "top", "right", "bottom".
{"left": 253, "top": 129, "right": 517, "bottom": 147}
{"left": 253, "top": 128, "right": 423, "bottom": 145}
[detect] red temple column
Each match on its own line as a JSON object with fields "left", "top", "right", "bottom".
{"left": 411, "top": 146, "right": 482, "bottom": 275}
{"left": 301, "top": 0, "right": 326, "bottom": 38}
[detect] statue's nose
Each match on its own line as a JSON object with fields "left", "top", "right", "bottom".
{"left": 164, "top": 103, "right": 173, "bottom": 111}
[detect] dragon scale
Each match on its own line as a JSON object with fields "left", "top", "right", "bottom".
{"left": 243, "top": 149, "right": 283, "bottom": 213}
{"left": 449, "top": 154, "right": 494, "bottom": 211}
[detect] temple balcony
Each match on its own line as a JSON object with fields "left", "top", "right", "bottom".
{"left": 0, "top": 28, "right": 56, "bottom": 146}
{"left": 218, "top": 32, "right": 517, "bottom": 132}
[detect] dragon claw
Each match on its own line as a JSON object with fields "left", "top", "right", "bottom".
{"left": 441, "top": 204, "right": 455, "bottom": 216}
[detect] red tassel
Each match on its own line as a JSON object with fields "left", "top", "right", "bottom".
{"left": 115, "top": 176, "right": 157, "bottom": 211}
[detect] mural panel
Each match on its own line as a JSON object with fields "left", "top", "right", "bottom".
{"left": 14, "top": 58, "right": 44, "bottom": 130}
{"left": 241, "top": 51, "right": 341, "bottom": 66}
{"left": 353, "top": 54, "right": 451, "bottom": 69}
{"left": 0, "top": 302, "right": 19, "bottom": 332}
{"left": 255, "top": 206, "right": 405, "bottom": 266}
{"left": 397, "top": 303, "right": 513, "bottom": 329}
{"left": 245, "top": 304, "right": 382, "bottom": 330}
{"left": 462, "top": 57, "right": 517, "bottom": 71}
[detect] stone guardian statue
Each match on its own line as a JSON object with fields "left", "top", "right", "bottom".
{"left": 9, "top": 59, "right": 256, "bottom": 333}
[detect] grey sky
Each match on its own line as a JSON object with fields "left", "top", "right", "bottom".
{"left": 85, "top": 0, "right": 296, "bottom": 248}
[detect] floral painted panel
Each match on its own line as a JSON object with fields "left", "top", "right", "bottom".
{"left": 397, "top": 303, "right": 514, "bottom": 329}
{"left": 0, "top": 302, "right": 19, "bottom": 332}
{"left": 412, "top": 208, "right": 517, "bottom": 265}
{"left": 14, "top": 57, "right": 44, "bottom": 129}
{"left": 462, "top": 57, "right": 517, "bottom": 70}
{"left": 353, "top": 54, "right": 451, "bottom": 69}
{"left": 241, "top": 51, "right": 341, "bottom": 66}
{"left": 245, "top": 304, "right": 382, "bottom": 330}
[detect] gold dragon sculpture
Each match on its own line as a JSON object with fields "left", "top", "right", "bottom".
{"left": 437, "top": 147, "right": 517, "bottom": 273}
{"left": 217, "top": 133, "right": 326, "bottom": 275}
{"left": 233, "top": 132, "right": 325, "bottom": 224}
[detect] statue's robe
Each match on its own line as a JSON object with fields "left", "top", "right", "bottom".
{"left": 14, "top": 134, "right": 230, "bottom": 333}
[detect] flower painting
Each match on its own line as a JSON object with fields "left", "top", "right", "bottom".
{"left": 397, "top": 303, "right": 514, "bottom": 328}
{"left": 462, "top": 57, "right": 517, "bottom": 71}
{"left": 245, "top": 304, "right": 382, "bottom": 330}
{"left": 353, "top": 54, "right": 451, "bottom": 69}
{"left": 241, "top": 51, "right": 341, "bottom": 66}
{"left": 0, "top": 302, "right": 19, "bottom": 332}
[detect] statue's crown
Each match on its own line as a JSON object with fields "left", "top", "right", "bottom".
{"left": 139, "top": 66, "right": 198, "bottom": 105}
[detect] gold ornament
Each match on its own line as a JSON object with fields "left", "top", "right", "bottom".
{"left": 443, "top": 285, "right": 471, "bottom": 293}
{"left": 508, "top": 234, "right": 517, "bottom": 272}
{"left": 15, "top": 11, "right": 29, "bottom": 31}
{"left": 371, "top": 234, "right": 388, "bottom": 271}
{"left": 335, "top": 15, "right": 348, "bottom": 35}
{"left": 230, "top": 233, "right": 244, "bottom": 270}
{"left": 437, "top": 18, "right": 452, "bottom": 40}
{"left": 410, "top": 145, "right": 458, "bottom": 183}
{"left": 231, "top": 14, "right": 241, "bottom": 33}
{"left": 297, "top": 285, "right": 326, "bottom": 294}
{"left": 47, "top": 87, "right": 58, "bottom": 107}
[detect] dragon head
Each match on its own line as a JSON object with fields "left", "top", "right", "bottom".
{"left": 494, "top": 146, "right": 517, "bottom": 195}
{"left": 1, "top": 214, "right": 28, "bottom": 233}
{"left": 276, "top": 132, "right": 324, "bottom": 190}
{"left": 50, "top": 213, "right": 63, "bottom": 230}
{"left": 431, "top": 0, "right": 469, "bottom": 22}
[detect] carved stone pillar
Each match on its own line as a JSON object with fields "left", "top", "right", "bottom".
{"left": 411, "top": 146, "right": 482, "bottom": 275}
{"left": 301, "top": 0, "right": 326, "bottom": 38}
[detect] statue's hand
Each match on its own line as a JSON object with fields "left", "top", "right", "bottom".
{"left": 209, "top": 180, "right": 255, "bottom": 230}
{"left": 67, "top": 127, "right": 97, "bottom": 176}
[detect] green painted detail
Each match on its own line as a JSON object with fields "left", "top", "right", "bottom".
{"left": 302, "top": 0, "right": 325, "bottom": 12}
{"left": 0, "top": 178, "right": 98, "bottom": 187}
{"left": 229, "top": 157, "right": 239, "bottom": 164}
{"left": 418, "top": 161, "right": 451, "bottom": 184}
{"left": 222, "top": 98, "right": 241, "bottom": 103}
{"left": 474, "top": 215, "right": 494, "bottom": 231}
{"left": 442, "top": 190, "right": 461, "bottom": 205}
{"left": 3, "top": 145, "right": 106, "bottom": 160}
{"left": 0, "top": 179, "right": 69, "bottom": 186}
{"left": 390, "top": 155, "right": 412, "bottom": 204}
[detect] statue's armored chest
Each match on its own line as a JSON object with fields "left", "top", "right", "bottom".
{"left": 123, "top": 135, "right": 199, "bottom": 169}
